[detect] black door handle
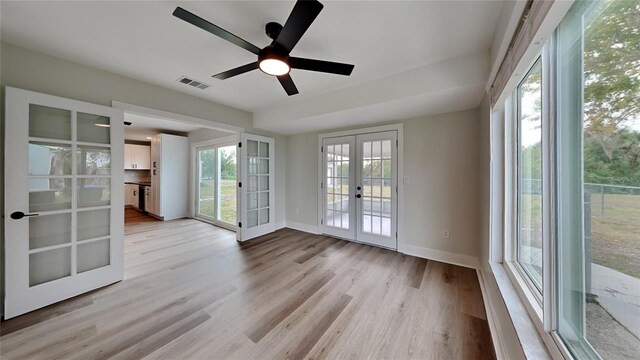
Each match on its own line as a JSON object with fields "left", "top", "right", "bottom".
{"left": 10, "top": 211, "right": 39, "bottom": 220}
{"left": 356, "top": 194, "right": 362, "bottom": 198}
{"left": 357, "top": 186, "right": 362, "bottom": 191}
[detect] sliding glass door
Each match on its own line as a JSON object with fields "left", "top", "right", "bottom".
{"left": 195, "top": 142, "right": 237, "bottom": 228}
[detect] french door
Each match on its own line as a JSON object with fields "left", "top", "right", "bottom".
{"left": 238, "top": 133, "right": 275, "bottom": 241}
{"left": 322, "top": 131, "right": 397, "bottom": 249}
{"left": 4, "top": 87, "right": 124, "bottom": 319}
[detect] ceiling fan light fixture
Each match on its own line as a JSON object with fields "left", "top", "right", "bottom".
{"left": 259, "top": 58, "right": 290, "bottom": 76}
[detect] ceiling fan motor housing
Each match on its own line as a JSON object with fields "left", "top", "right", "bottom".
{"left": 265, "top": 22, "right": 283, "bottom": 40}
{"left": 259, "top": 46, "right": 288, "bottom": 63}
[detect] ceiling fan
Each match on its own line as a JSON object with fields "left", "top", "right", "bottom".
{"left": 173, "top": 0, "right": 354, "bottom": 96}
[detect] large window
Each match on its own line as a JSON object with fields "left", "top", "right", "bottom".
{"left": 555, "top": 0, "right": 640, "bottom": 358}
{"left": 504, "top": 0, "right": 639, "bottom": 358}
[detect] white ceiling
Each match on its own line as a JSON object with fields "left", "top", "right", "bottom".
{"left": 1, "top": 1, "right": 505, "bottom": 135}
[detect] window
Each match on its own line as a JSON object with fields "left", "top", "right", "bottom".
{"left": 555, "top": 0, "right": 640, "bottom": 358}
{"left": 517, "top": 58, "right": 543, "bottom": 292}
{"left": 501, "top": 0, "right": 639, "bottom": 359}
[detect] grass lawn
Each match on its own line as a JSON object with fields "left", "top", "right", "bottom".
{"left": 590, "top": 194, "right": 640, "bottom": 279}
{"left": 198, "top": 179, "right": 236, "bottom": 224}
{"left": 517, "top": 193, "right": 639, "bottom": 279}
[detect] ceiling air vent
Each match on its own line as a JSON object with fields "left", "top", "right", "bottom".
{"left": 177, "top": 76, "right": 210, "bottom": 90}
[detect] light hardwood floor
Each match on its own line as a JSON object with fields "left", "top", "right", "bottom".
{"left": 0, "top": 209, "right": 495, "bottom": 359}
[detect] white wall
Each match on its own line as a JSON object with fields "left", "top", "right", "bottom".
{"left": 188, "top": 128, "right": 235, "bottom": 144}
{"left": 0, "top": 42, "right": 286, "bottom": 312}
{"left": 285, "top": 109, "right": 483, "bottom": 260}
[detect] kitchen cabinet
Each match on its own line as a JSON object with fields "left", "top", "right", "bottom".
{"left": 125, "top": 184, "right": 138, "bottom": 208}
{"left": 124, "top": 144, "right": 150, "bottom": 170}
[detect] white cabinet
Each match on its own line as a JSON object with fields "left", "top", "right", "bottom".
{"left": 125, "top": 184, "right": 138, "bottom": 207}
{"left": 149, "top": 134, "right": 188, "bottom": 220}
{"left": 144, "top": 186, "right": 152, "bottom": 213}
{"left": 124, "top": 144, "right": 150, "bottom": 170}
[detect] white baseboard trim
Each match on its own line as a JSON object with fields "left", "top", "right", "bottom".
{"left": 275, "top": 221, "right": 287, "bottom": 230}
{"left": 399, "top": 243, "right": 480, "bottom": 269}
{"left": 285, "top": 221, "right": 320, "bottom": 234}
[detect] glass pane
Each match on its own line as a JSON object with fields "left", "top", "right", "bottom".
{"left": 557, "top": 1, "right": 640, "bottom": 357}
{"left": 29, "top": 213, "right": 71, "bottom": 250}
{"left": 259, "top": 209, "right": 269, "bottom": 225}
{"left": 326, "top": 194, "right": 334, "bottom": 210}
{"left": 77, "top": 209, "right": 110, "bottom": 241}
{"left": 247, "top": 140, "right": 258, "bottom": 157}
{"left": 30, "top": 247, "right": 71, "bottom": 286}
{"left": 248, "top": 157, "right": 258, "bottom": 175}
{"left": 78, "top": 178, "right": 110, "bottom": 208}
{"left": 77, "top": 239, "right": 110, "bottom": 273}
{"left": 259, "top": 141, "right": 269, "bottom": 157}
{"left": 517, "top": 58, "right": 543, "bottom": 291}
{"left": 259, "top": 159, "right": 269, "bottom": 174}
{"left": 198, "top": 148, "right": 215, "bottom": 218}
{"left": 248, "top": 175, "right": 258, "bottom": 192}
{"left": 259, "top": 191, "right": 269, "bottom": 208}
{"left": 77, "top": 146, "right": 110, "bottom": 175}
{"left": 77, "top": 112, "right": 110, "bottom": 144}
{"left": 259, "top": 175, "right": 269, "bottom": 191}
{"left": 29, "top": 142, "right": 71, "bottom": 175}
{"left": 247, "top": 210, "right": 258, "bottom": 228}
{"left": 326, "top": 210, "right": 334, "bottom": 227}
{"left": 372, "top": 141, "right": 381, "bottom": 158}
{"left": 382, "top": 141, "right": 391, "bottom": 158}
{"left": 29, "top": 178, "right": 72, "bottom": 212}
{"left": 218, "top": 145, "right": 237, "bottom": 224}
{"left": 29, "top": 104, "right": 71, "bottom": 140}
{"left": 382, "top": 217, "right": 391, "bottom": 237}
{"left": 247, "top": 193, "right": 258, "bottom": 210}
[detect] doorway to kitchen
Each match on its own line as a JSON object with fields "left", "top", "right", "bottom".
{"left": 194, "top": 137, "right": 238, "bottom": 230}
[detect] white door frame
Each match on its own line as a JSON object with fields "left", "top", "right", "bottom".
{"left": 317, "top": 123, "right": 404, "bottom": 250}
{"left": 4, "top": 87, "right": 125, "bottom": 319}
{"left": 111, "top": 101, "right": 244, "bottom": 239}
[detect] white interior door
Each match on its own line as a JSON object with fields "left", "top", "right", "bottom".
{"left": 239, "top": 133, "right": 275, "bottom": 241}
{"left": 4, "top": 87, "right": 124, "bottom": 319}
{"left": 321, "top": 131, "right": 397, "bottom": 250}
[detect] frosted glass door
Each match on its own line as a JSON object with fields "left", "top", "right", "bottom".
{"left": 239, "top": 134, "right": 275, "bottom": 241}
{"left": 4, "top": 87, "right": 124, "bottom": 319}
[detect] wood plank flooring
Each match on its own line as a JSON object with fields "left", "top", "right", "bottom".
{"left": 0, "top": 209, "right": 495, "bottom": 359}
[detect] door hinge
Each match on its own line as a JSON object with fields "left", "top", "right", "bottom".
{"left": 238, "top": 222, "right": 242, "bottom": 228}
{"left": 396, "top": 185, "right": 398, "bottom": 193}
{"left": 321, "top": 182, "right": 323, "bottom": 189}
{"left": 321, "top": 219, "right": 323, "bottom": 225}
{"left": 396, "top": 231, "right": 398, "bottom": 239}
{"left": 321, "top": 146, "right": 323, "bottom": 152}
{"left": 238, "top": 182, "right": 242, "bottom": 188}
{"left": 396, "top": 139, "right": 398, "bottom": 147}
{"left": 238, "top": 142, "right": 242, "bottom": 148}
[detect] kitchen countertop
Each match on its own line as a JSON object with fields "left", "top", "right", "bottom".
{"left": 125, "top": 181, "right": 151, "bottom": 187}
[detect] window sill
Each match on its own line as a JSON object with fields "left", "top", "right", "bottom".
{"left": 488, "top": 261, "right": 553, "bottom": 359}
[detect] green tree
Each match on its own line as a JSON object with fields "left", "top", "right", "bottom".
{"left": 583, "top": 0, "right": 640, "bottom": 186}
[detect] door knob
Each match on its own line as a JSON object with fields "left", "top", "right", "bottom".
{"left": 357, "top": 186, "right": 362, "bottom": 191}
{"left": 10, "top": 211, "right": 39, "bottom": 220}
{"left": 356, "top": 194, "right": 362, "bottom": 198}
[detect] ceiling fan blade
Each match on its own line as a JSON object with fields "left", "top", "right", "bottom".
{"left": 212, "top": 62, "right": 259, "bottom": 80}
{"left": 289, "top": 57, "right": 354, "bottom": 76}
{"left": 173, "top": 7, "right": 261, "bottom": 55}
{"left": 277, "top": 74, "right": 299, "bottom": 96}
{"left": 274, "top": 0, "right": 324, "bottom": 54}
